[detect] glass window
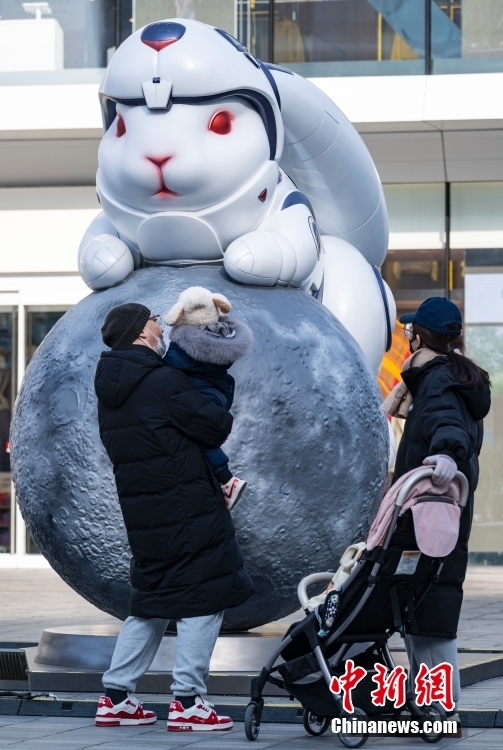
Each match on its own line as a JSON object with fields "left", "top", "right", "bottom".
{"left": 382, "top": 247, "right": 447, "bottom": 307}
{"left": 132, "top": 0, "right": 272, "bottom": 62}
{"left": 24, "top": 306, "right": 68, "bottom": 553}
{"left": 272, "top": 0, "right": 426, "bottom": 77}
{"left": 381, "top": 184, "right": 450, "bottom": 312}
{"left": 451, "top": 183, "right": 503, "bottom": 250}
{"left": 432, "top": 0, "right": 503, "bottom": 74}
{"left": 135, "top": 0, "right": 236, "bottom": 36}
{"left": 0, "top": 0, "right": 120, "bottom": 72}
{"left": 237, "top": 0, "right": 272, "bottom": 61}
{"left": 465, "top": 310, "right": 503, "bottom": 556}
{"left": 26, "top": 307, "right": 68, "bottom": 366}
{"left": 3, "top": 0, "right": 502, "bottom": 76}
{"left": 384, "top": 184, "right": 446, "bottom": 250}
{"left": 131, "top": 0, "right": 429, "bottom": 74}
{"left": 0, "top": 309, "right": 16, "bottom": 554}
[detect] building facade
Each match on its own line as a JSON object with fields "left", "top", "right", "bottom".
{"left": 1, "top": 0, "right": 502, "bottom": 563}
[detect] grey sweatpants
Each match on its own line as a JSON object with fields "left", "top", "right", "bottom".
{"left": 102, "top": 612, "right": 224, "bottom": 697}
{"left": 405, "top": 635, "right": 460, "bottom": 707}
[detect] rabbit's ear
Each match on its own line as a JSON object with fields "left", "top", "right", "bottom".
{"left": 212, "top": 293, "right": 232, "bottom": 314}
{"left": 164, "top": 302, "right": 184, "bottom": 326}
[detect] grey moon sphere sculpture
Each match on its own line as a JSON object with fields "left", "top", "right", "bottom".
{"left": 11, "top": 266, "right": 388, "bottom": 630}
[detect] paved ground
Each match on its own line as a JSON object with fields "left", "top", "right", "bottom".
{"left": 0, "top": 715, "right": 502, "bottom": 750}
{"left": 1, "top": 566, "right": 502, "bottom": 648}
{"left": 1, "top": 566, "right": 502, "bottom": 746}
{"left": 456, "top": 676, "right": 503, "bottom": 709}
{"left": 49, "top": 675, "right": 501, "bottom": 712}
{"left": 445, "top": 566, "right": 503, "bottom": 650}
{"left": 0, "top": 569, "right": 118, "bottom": 645}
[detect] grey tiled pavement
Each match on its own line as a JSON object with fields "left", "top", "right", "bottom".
{"left": 0, "top": 715, "right": 502, "bottom": 750}
{"left": 52, "top": 674, "right": 503, "bottom": 711}
{"left": 0, "top": 570, "right": 119, "bottom": 644}
{"left": 1, "top": 566, "right": 502, "bottom": 746}
{"left": 1, "top": 566, "right": 502, "bottom": 648}
{"left": 458, "top": 676, "right": 503, "bottom": 709}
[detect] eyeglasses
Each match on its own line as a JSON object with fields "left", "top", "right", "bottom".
{"left": 403, "top": 323, "right": 414, "bottom": 339}
{"left": 148, "top": 314, "right": 162, "bottom": 326}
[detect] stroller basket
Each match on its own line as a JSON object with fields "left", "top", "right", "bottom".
{"left": 277, "top": 646, "right": 397, "bottom": 718}
{"left": 244, "top": 468, "right": 469, "bottom": 745}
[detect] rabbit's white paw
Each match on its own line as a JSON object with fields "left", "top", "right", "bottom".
{"left": 224, "top": 231, "right": 298, "bottom": 287}
{"left": 78, "top": 234, "right": 134, "bottom": 291}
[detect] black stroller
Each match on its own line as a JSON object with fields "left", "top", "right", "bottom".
{"left": 244, "top": 468, "right": 468, "bottom": 747}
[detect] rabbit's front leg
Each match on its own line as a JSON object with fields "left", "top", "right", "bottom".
{"left": 78, "top": 212, "right": 135, "bottom": 291}
{"left": 223, "top": 204, "right": 320, "bottom": 287}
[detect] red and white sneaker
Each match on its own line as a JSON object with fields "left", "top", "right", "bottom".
{"left": 95, "top": 695, "right": 157, "bottom": 727}
{"left": 221, "top": 477, "right": 247, "bottom": 510}
{"left": 167, "top": 697, "right": 233, "bottom": 732}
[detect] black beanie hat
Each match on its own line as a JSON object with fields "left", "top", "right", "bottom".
{"left": 101, "top": 303, "right": 151, "bottom": 348}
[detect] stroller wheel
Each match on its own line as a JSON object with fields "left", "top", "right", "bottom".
{"left": 418, "top": 705, "right": 446, "bottom": 743}
{"left": 244, "top": 702, "right": 261, "bottom": 741}
{"left": 337, "top": 708, "right": 368, "bottom": 748}
{"left": 302, "top": 709, "right": 330, "bottom": 736}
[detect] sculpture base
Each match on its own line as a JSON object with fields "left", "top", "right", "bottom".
{"left": 20, "top": 627, "right": 503, "bottom": 696}
{"left": 35, "top": 624, "right": 285, "bottom": 671}
{"left": 30, "top": 625, "right": 287, "bottom": 695}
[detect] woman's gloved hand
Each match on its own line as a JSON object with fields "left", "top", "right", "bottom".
{"left": 423, "top": 454, "right": 458, "bottom": 486}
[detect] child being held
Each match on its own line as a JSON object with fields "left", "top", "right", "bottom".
{"left": 164, "top": 286, "right": 252, "bottom": 510}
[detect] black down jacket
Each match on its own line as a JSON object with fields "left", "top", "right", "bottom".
{"left": 393, "top": 356, "right": 491, "bottom": 638}
{"left": 94, "top": 344, "right": 255, "bottom": 619}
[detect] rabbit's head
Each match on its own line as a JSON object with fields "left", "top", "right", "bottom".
{"left": 97, "top": 19, "right": 283, "bottom": 215}
{"left": 98, "top": 97, "right": 270, "bottom": 213}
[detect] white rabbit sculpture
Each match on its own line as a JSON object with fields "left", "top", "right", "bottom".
{"left": 79, "top": 19, "right": 395, "bottom": 373}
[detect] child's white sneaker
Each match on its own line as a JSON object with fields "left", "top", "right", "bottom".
{"left": 221, "top": 477, "right": 247, "bottom": 510}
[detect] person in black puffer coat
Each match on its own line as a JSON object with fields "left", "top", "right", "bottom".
{"left": 93, "top": 302, "right": 254, "bottom": 731}
{"left": 384, "top": 297, "right": 491, "bottom": 708}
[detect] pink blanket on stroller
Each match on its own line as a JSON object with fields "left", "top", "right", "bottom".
{"left": 366, "top": 469, "right": 462, "bottom": 558}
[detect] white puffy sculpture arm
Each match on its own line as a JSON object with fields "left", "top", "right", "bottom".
{"left": 321, "top": 236, "right": 396, "bottom": 374}
{"left": 223, "top": 203, "right": 320, "bottom": 287}
{"left": 78, "top": 212, "right": 134, "bottom": 291}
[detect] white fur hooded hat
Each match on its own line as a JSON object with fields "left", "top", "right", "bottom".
{"left": 164, "top": 286, "right": 232, "bottom": 327}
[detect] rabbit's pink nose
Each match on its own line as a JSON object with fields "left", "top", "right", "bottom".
{"left": 147, "top": 156, "right": 171, "bottom": 169}
{"left": 147, "top": 156, "right": 178, "bottom": 197}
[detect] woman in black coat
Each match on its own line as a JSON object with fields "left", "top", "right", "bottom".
{"left": 389, "top": 297, "right": 490, "bottom": 708}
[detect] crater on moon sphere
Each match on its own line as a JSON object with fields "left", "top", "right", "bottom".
{"left": 11, "top": 267, "right": 388, "bottom": 630}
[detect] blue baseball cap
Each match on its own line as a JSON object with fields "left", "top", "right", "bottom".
{"left": 399, "top": 297, "right": 462, "bottom": 336}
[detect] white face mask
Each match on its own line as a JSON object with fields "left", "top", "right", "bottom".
{"left": 145, "top": 331, "right": 167, "bottom": 358}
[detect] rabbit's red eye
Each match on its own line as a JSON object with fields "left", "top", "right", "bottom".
{"left": 116, "top": 115, "right": 126, "bottom": 137}
{"left": 209, "top": 111, "right": 232, "bottom": 135}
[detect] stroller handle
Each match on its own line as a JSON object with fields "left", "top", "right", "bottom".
{"left": 396, "top": 468, "right": 469, "bottom": 509}
{"left": 297, "top": 572, "right": 334, "bottom": 610}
